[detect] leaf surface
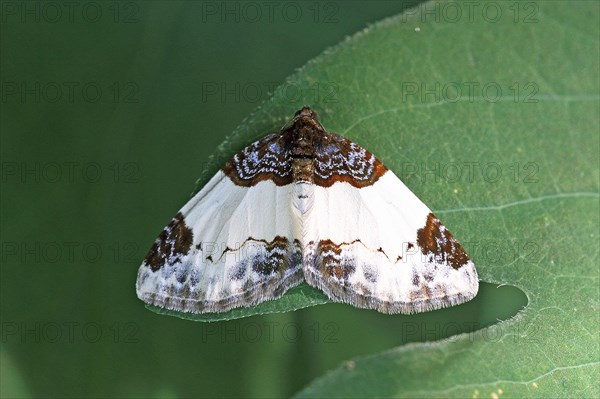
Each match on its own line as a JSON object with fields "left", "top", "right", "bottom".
{"left": 158, "top": 2, "right": 600, "bottom": 396}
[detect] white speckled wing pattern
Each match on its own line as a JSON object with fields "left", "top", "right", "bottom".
{"left": 312, "top": 133, "right": 387, "bottom": 187}
{"left": 136, "top": 107, "right": 478, "bottom": 314}
{"left": 221, "top": 133, "right": 294, "bottom": 187}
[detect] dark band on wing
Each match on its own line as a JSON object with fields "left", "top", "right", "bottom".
{"left": 144, "top": 212, "right": 194, "bottom": 271}
{"left": 416, "top": 213, "right": 470, "bottom": 270}
{"left": 222, "top": 134, "right": 294, "bottom": 187}
{"left": 221, "top": 113, "right": 388, "bottom": 188}
{"left": 223, "top": 236, "right": 302, "bottom": 279}
{"left": 313, "top": 134, "right": 388, "bottom": 188}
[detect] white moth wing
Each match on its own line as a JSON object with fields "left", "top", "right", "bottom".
{"left": 136, "top": 169, "right": 303, "bottom": 314}
{"left": 303, "top": 170, "right": 479, "bottom": 314}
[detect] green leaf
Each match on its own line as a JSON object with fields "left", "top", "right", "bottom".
{"left": 162, "top": 0, "right": 598, "bottom": 396}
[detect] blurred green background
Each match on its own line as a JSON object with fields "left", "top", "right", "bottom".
{"left": 1, "top": 1, "right": 528, "bottom": 397}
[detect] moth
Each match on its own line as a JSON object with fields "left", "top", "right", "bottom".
{"left": 136, "top": 107, "right": 478, "bottom": 314}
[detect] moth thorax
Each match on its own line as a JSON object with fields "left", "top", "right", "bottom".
{"left": 291, "top": 126, "right": 319, "bottom": 156}
{"left": 292, "top": 158, "right": 314, "bottom": 183}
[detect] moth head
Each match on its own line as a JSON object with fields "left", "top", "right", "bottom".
{"left": 291, "top": 106, "right": 325, "bottom": 133}
{"left": 294, "top": 106, "right": 318, "bottom": 120}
